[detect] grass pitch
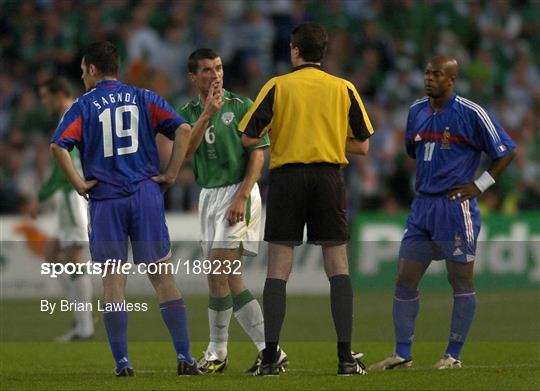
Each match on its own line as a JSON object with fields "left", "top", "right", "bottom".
{"left": 1, "top": 291, "right": 539, "bottom": 390}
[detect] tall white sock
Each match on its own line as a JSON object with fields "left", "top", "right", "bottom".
{"left": 72, "top": 273, "right": 94, "bottom": 336}
{"left": 233, "top": 290, "right": 265, "bottom": 352}
{"left": 58, "top": 273, "right": 75, "bottom": 302}
{"left": 207, "top": 295, "right": 233, "bottom": 360}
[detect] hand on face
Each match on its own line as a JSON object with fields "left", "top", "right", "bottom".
{"left": 203, "top": 81, "right": 223, "bottom": 118}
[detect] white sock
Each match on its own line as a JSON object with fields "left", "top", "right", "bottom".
{"left": 58, "top": 273, "right": 75, "bottom": 302}
{"left": 72, "top": 274, "right": 94, "bottom": 336}
{"left": 208, "top": 306, "right": 232, "bottom": 360}
{"left": 234, "top": 299, "right": 265, "bottom": 352}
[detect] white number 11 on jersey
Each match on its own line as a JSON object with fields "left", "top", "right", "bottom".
{"left": 423, "top": 142, "right": 436, "bottom": 161}
{"left": 98, "top": 105, "right": 139, "bottom": 157}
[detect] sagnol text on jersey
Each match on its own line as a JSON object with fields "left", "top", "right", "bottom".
{"left": 92, "top": 92, "right": 137, "bottom": 110}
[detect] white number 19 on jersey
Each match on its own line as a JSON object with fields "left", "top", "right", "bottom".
{"left": 98, "top": 105, "right": 139, "bottom": 157}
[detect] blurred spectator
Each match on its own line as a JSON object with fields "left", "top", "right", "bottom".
{"left": 505, "top": 48, "right": 540, "bottom": 110}
{"left": 192, "top": 2, "right": 236, "bottom": 65}
{"left": 266, "top": 0, "right": 311, "bottom": 73}
{"left": 149, "top": 22, "right": 194, "bottom": 97}
{"left": 126, "top": 3, "right": 162, "bottom": 86}
{"left": 521, "top": 0, "right": 540, "bottom": 65}
{"left": 235, "top": 4, "right": 276, "bottom": 77}
{"left": 466, "top": 48, "right": 497, "bottom": 104}
{"left": 0, "top": 0, "right": 537, "bottom": 214}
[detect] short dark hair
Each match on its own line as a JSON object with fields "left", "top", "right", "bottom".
{"left": 187, "top": 48, "right": 219, "bottom": 73}
{"left": 291, "top": 22, "right": 328, "bottom": 62}
{"left": 39, "top": 76, "right": 72, "bottom": 98}
{"left": 83, "top": 41, "right": 120, "bottom": 76}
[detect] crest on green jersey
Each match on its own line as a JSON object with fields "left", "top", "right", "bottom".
{"left": 221, "top": 111, "right": 235, "bottom": 125}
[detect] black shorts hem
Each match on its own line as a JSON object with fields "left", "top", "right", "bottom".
{"left": 307, "top": 239, "right": 349, "bottom": 246}
{"left": 264, "top": 238, "right": 303, "bottom": 247}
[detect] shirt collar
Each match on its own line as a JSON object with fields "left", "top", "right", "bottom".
{"left": 429, "top": 92, "right": 457, "bottom": 113}
{"left": 445, "top": 92, "right": 457, "bottom": 109}
{"left": 96, "top": 79, "right": 121, "bottom": 89}
{"left": 292, "top": 63, "right": 321, "bottom": 72}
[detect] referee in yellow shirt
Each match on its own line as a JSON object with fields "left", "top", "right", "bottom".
{"left": 239, "top": 22, "right": 374, "bottom": 376}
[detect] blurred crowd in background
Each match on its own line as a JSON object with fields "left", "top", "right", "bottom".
{"left": 1, "top": 0, "right": 539, "bottom": 215}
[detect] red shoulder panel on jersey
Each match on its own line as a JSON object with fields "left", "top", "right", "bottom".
{"left": 59, "top": 116, "right": 82, "bottom": 141}
{"left": 149, "top": 103, "right": 176, "bottom": 130}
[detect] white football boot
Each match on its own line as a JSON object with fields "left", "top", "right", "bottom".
{"left": 368, "top": 354, "right": 413, "bottom": 370}
{"left": 433, "top": 353, "right": 462, "bottom": 369}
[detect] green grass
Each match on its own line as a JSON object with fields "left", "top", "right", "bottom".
{"left": 1, "top": 342, "right": 538, "bottom": 390}
{"left": 1, "top": 291, "right": 539, "bottom": 390}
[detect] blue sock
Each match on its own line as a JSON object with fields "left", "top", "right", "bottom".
{"left": 393, "top": 286, "right": 419, "bottom": 360}
{"left": 446, "top": 289, "right": 476, "bottom": 359}
{"left": 160, "top": 298, "right": 192, "bottom": 364}
{"left": 103, "top": 311, "right": 130, "bottom": 372}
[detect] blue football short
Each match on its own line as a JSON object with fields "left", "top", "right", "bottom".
{"left": 398, "top": 194, "right": 480, "bottom": 263}
{"left": 88, "top": 179, "right": 171, "bottom": 264}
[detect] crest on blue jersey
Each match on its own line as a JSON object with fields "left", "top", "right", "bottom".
{"left": 441, "top": 127, "right": 451, "bottom": 149}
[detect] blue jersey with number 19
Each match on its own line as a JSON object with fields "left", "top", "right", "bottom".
{"left": 51, "top": 79, "right": 185, "bottom": 200}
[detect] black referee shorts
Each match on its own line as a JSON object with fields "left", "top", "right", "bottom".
{"left": 264, "top": 163, "right": 349, "bottom": 246}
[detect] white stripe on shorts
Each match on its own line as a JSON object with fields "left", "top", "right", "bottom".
{"left": 460, "top": 199, "right": 473, "bottom": 243}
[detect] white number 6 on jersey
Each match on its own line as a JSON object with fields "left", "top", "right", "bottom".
{"left": 205, "top": 125, "right": 215, "bottom": 144}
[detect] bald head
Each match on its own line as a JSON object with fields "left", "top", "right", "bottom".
{"left": 424, "top": 56, "right": 459, "bottom": 101}
{"left": 428, "top": 55, "right": 459, "bottom": 78}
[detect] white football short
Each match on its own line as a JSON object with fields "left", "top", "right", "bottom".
{"left": 199, "top": 182, "right": 262, "bottom": 258}
{"left": 54, "top": 190, "right": 89, "bottom": 245}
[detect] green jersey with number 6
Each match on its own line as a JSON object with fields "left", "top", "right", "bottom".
{"left": 179, "top": 90, "right": 270, "bottom": 188}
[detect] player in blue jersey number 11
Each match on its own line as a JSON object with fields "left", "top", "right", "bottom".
{"left": 370, "top": 56, "right": 516, "bottom": 371}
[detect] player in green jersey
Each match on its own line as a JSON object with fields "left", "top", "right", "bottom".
{"left": 179, "top": 48, "right": 287, "bottom": 374}
{"left": 27, "top": 77, "right": 94, "bottom": 341}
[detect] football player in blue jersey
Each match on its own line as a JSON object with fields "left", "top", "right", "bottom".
{"left": 50, "top": 41, "right": 200, "bottom": 376}
{"left": 370, "top": 56, "right": 516, "bottom": 370}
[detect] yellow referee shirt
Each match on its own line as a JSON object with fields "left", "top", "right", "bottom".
{"left": 238, "top": 64, "right": 374, "bottom": 169}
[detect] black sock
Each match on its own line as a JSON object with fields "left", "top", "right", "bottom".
{"left": 330, "top": 274, "right": 354, "bottom": 362}
{"left": 263, "top": 342, "right": 278, "bottom": 365}
{"left": 262, "top": 278, "right": 287, "bottom": 364}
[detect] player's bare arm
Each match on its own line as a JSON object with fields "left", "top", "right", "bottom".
{"left": 226, "top": 147, "right": 266, "bottom": 226}
{"left": 152, "top": 123, "right": 192, "bottom": 192}
{"left": 241, "top": 134, "right": 261, "bottom": 148}
{"left": 186, "top": 81, "right": 223, "bottom": 160}
{"left": 49, "top": 144, "right": 97, "bottom": 199}
{"left": 346, "top": 138, "right": 369, "bottom": 155}
{"left": 448, "top": 149, "right": 517, "bottom": 202}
